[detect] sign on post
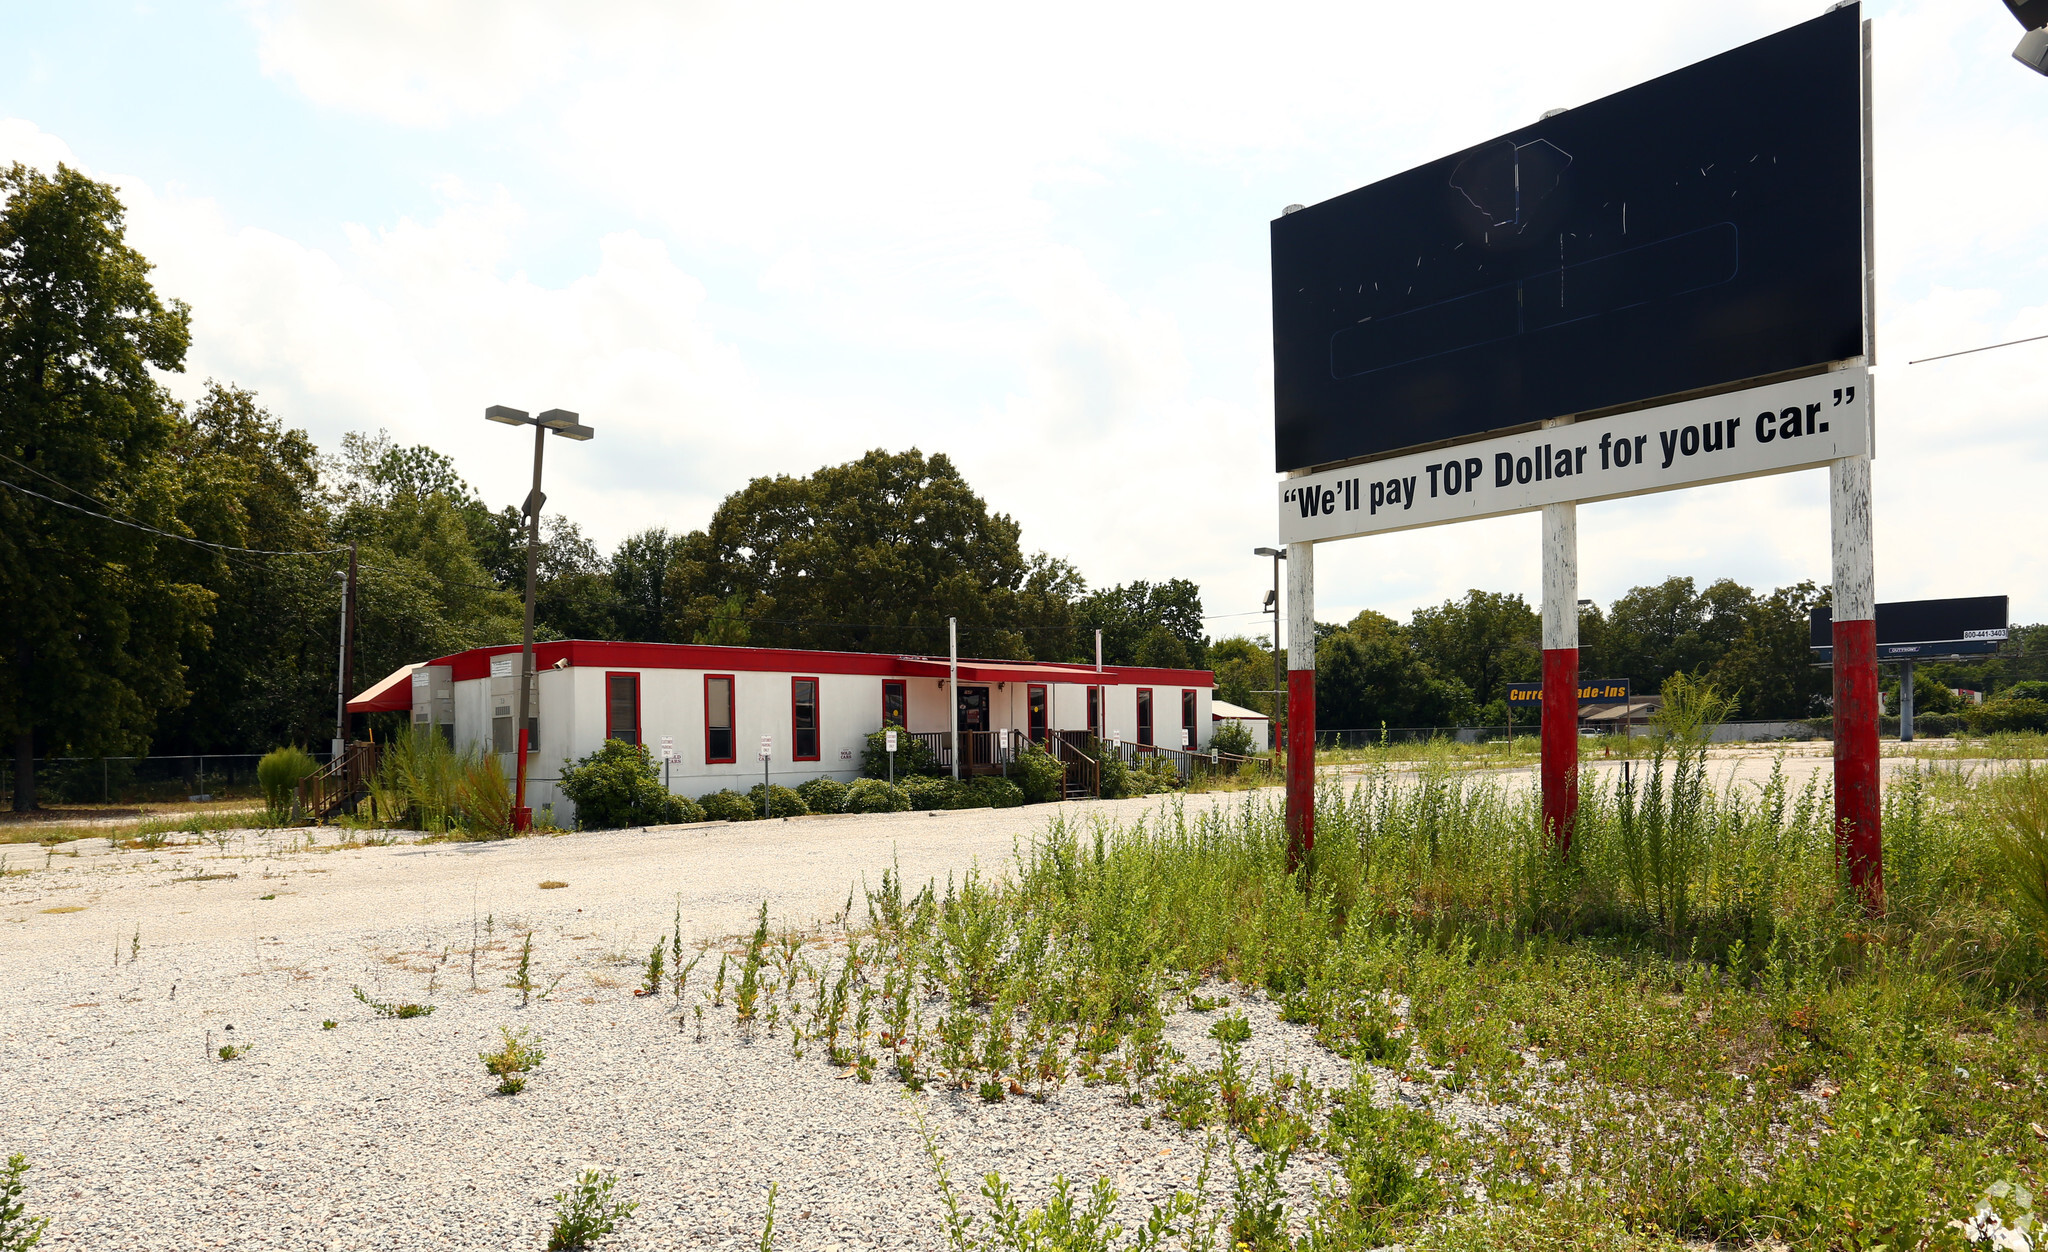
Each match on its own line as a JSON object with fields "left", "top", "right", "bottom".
{"left": 1506, "top": 680, "right": 1631, "bottom": 706}
{"left": 659, "top": 735, "right": 676, "bottom": 763}
{"left": 884, "top": 729, "right": 898, "bottom": 785}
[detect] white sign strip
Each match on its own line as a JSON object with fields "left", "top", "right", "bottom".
{"left": 1278, "top": 368, "right": 1870, "bottom": 545}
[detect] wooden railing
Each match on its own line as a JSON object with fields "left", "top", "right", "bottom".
{"left": 297, "top": 740, "right": 380, "bottom": 822}
{"left": 1044, "top": 732, "right": 1099, "bottom": 798}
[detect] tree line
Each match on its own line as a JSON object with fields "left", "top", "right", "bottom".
{"left": 0, "top": 164, "right": 1210, "bottom": 808}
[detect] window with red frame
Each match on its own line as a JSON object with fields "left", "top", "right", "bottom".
{"left": 1087, "top": 686, "right": 1101, "bottom": 737}
{"left": 1136, "top": 688, "right": 1154, "bottom": 747}
{"left": 606, "top": 673, "right": 641, "bottom": 745}
{"left": 705, "top": 674, "right": 735, "bottom": 763}
{"left": 1181, "top": 689, "right": 1197, "bottom": 750}
{"left": 882, "top": 680, "right": 907, "bottom": 728}
{"left": 1027, "top": 684, "right": 1048, "bottom": 743}
{"left": 792, "top": 677, "right": 820, "bottom": 761}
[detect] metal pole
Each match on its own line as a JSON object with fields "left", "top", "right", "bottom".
{"left": 949, "top": 617, "right": 960, "bottom": 782}
{"left": 1831, "top": 450, "right": 1882, "bottom": 911}
{"left": 332, "top": 570, "right": 348, "bottom": 760}
{"left": 515, "top": 424, "right": 545, "bottom": 832}
{"left": 1899, "top": 659, "right": 1915, "bottom": 743}
{"left": 341, "top": 543, "right": 358, "bottom": 746}
{"left": 1284, "top": 540, "right": 1315, "bottom": 872}
{"left": 1541, "top": 496, "right": 1579, "bottom": 851}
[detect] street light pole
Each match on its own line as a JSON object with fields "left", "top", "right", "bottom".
{"left": 1254, "top": 547, "right": 1287, "bottom": 731}
{"left": 486, "top": 405, "right": 595, "bottom": 832}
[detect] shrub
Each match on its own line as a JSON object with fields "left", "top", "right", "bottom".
{"left": 843, "top": 778, "right": 911, "bottom": 813}
{"left": 967, "top": 775, "right": 1024, "bottom": 808}
{"left": 904, "top": 775, "right": 968, "bottom": 810}
{"left": 1098, "top": 749, "right": 1134, "bottom": 799}
{"left": 256, "top": 746, "right": 318, "bottom": 823}
{"left": 795, "top": 777, "right": 849, "bottom": 814}
{"left": 558, "top": 739, "right": 691, "bottom": 830}
{"left": 748, "top": 784, "right": 809, "bottom": 818}
{"left": 698, "top": 790, "right": 756, "bottom": 821}
{"left": 455, "top": 752, "right": 512, "bottom": 839}
{"left": 2006, "top": 680, "right": 2048, "bottom": 703}
{"left": 546, "top": 1170, "right": 638, "bottom": 1251}
{"left": 1011, "top": 745, "right": 1066, "bottom": 805}
{"left": 1912, "top": 712, "right": 1966, "bottom": 738}
{"left": 1211, "top": 720, "right": 1256, "bottom": 759}
{"left": 1128, "top": 753, "right": 1183, "bottom": 794}
{"left": 480, "top": 1026, "right": 546, "bottom": 1095}
{"left": 862, "top": 727, "right": 937, "bottom": 778}
{"left": 1971, "top": 699, "right": 2048, "bottom": 736}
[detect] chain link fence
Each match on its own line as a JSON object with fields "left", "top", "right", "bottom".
{"left": 0, "top": 753, "right": 339, "bottom": 807}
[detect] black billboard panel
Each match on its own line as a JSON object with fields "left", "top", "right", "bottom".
{"left": 1810, "top": 596, "right": 2010, "bottom": 659}
{"left": 1273, "top": 6, "right": 1866, "bottom": 472}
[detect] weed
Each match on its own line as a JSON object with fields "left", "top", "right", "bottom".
{"left": 322, "top": 1020, "right": 337, "bottom": 1030}
{"left": 693, "top": 1004, "right": 705, "bottom": 1042}
{"left": 352, "top": 986, "right": 435, "bottom": 1019}
{"left": 642, "top": 939, "right": 665, "bottom": 997}
{"left": 545, "top": 1170, "right": 637, "bottom": 1251}
{"left": 756, "top": 1181, "right": 778, "bottom": 1252}
{"left": 1208, "top": 1012, "right": 1251, "bottom": 1044}
{"left": 479, "top": 1026, "right": 545, "bottom": 1095}
{"left": 540, "top": 881, "right": 568, "bottom": 890}
{"left": 735, "top": 902, "right": 769, "bottom": 1023}
{"left": 712, "top": 952, "right": 729, "bottom": 1007}
{"left": 218, "top": 1045, "right": 244, "bottom": 1061}
{"left": 509, "top": 934, "right": 535, "bottom": 1007}
{"left": 0, "top": 1152, "right": 50, "bottom": 1252}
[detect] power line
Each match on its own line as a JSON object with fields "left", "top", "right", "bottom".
{"left": 1908, "top": 331, "right": 2048, "bottom": 365}
{"left": 0, "top": 474, "right": 349, "bottom": 560}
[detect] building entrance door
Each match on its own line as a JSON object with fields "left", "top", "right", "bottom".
{"left": 958, "top": 685, "right": 992, "bottom": 765}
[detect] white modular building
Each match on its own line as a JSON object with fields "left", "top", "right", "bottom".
{"left": 349, "top": 640, "right": 1216, "bottom": 819}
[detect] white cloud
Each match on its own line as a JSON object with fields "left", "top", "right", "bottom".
{"left": 10, "top": 0, "right": 2048, "bottom": 644}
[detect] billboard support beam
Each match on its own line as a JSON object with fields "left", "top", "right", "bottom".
{"left": 1540, "top": 420, "right": 1579, "bottom": 849}
{"left": 1285, "top": 540, "right": 1316, "bottom": 874}
{"left": 1899, "top": 659, "right": 1915, "bottom": 743}
{"left": 1831, "top": 451, "right": 1882, "bottom": 913}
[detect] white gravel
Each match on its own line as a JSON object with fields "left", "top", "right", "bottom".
{"left": 0, "top": 790, "right": 1389, "bottom": 1251}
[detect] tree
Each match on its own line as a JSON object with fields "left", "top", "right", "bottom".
{"left": 0, "top": 164, "right": 201, "bottom": 809}
{"left": 609, "top": 527, "right": 687, "bottom": 642}
{"left": 1075, "top": 579, "right": 1209, "bottom": 669}
{"left": 1406, "top": 590, "right": 1540, "bottom": 708}
{"left": 154, "top": 382, "right": 336, "bottom": 754}
{"left": 660, "top": 448, "right": 1066, "bottom": 659}
{"left": 1596, "top": 577, "right": 1753, "bottom": 693}
{"left": 1315, "top": 621, "right": 1471, "bottom": 732}
{"left": 1707, "top": 580, "right": 1830, "bottom": 719}
{"left": 1208, "top": 635, "right": 1274, "bottom": 713}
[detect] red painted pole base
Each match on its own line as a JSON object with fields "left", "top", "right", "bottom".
{"left": 1285, "top": 669, "right": 1315, "bottom": 873}
{"left": 1540, "top": 647, "right": 1579, "bottom": 851}
{"left": 1832, "top": 618, "right": 1883, "bottom": 912}
{"left": 514, "top": 727, "right": 532, "bottom": 834}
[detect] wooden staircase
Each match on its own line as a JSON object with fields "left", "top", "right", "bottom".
{"left": 297, "top": 741, "right": 381, "bottom": 822}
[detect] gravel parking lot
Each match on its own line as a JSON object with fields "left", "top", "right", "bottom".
{"left": 1, "top": 791, "right": 1359, "bottom": 1251}
{"left": 0, "top": 751, "right": 1953, "bottom": 1249}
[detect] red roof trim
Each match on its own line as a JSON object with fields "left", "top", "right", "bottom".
{"left": 426, "top": 640, "right": 1212, "bottom": 687}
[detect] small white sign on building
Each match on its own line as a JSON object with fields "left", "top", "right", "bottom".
{"left": 759, "top": 735, "right": 773, "bottom": 761}
{"left": 884, "top": 730, "right": 898, "bottom": 753}
{"left": 659, "top": 735, "right": 676, "bottom": 763}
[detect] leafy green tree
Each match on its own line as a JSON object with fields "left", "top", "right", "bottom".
{"left": 1315, "top": 624, "right": 1471, "bottom": 731}
{"left": 1208, "top": 635, "right": 1274, "bottom": 713}
{"left": 1406, "top": 590, "right": 1539, "bottom": 707}
{"left": 1595, "top": 577, "right": 1752, "bottom": 694}
{"left": 661, "top": 448, "right": 1068, "bottom": 659}
{"left": 0, "top": 163, "right": 203, "bottom": 809}
{"left": 1706, "top": 580, "right": 1830, "bottom": 719}
{"left": 1075, "top": 578, "right": 1208, "bottom": 668}
{"left": 154, "top": 382, "right": 338, "bottom": 753}
{"left": 609, "top": 527, "right": 687, "bottom": 642}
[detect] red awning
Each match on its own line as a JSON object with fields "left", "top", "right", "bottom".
{"left": 347, "top": 664, "right": 419, "bottom": 714}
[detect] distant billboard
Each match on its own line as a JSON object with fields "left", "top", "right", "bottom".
{"left": 1271, "top": 5, "right": 1867, "bottom": 473}
{"left": 1810, "top": 596, "right": 2009, "bottom": 662}
{"left": 1508, "top": 679, "right": 1631, "bottom": 706}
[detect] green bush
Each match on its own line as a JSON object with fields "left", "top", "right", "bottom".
{"left": 257, "top": 746, "right": 318, "bottom": 822}
{"left": 558, "top": 739, "right": 692, "bottom": 830}
{"left": 1011, "top": 745, "right": 1065, "bottom": 804}
{"left": 1128, "top": 753, "right": 1184, "bottom": 794}
{"left": 1210, "top": 720, "right": 1256, "bottom": 759}
{"left": 2005, "top": 680, "right": 2048, "bottom": 703}
{"left": 842, "top": 778, "right": 911, "bottom": 812}
{"left": 1971, "top": 699, "right": 2048, "bottom": 736}
{"left": 863, "top": 727, "right": 938, "bottom": 779}
{"left": 904, "top": 775, "right": 969, "bottom": 810}
{"left": 966, "top": 775, "right": 1024, "bottom": 808}
{"left": 374, "top": 729, "right": 514, "bottom": 838}
{"left": 1912, "top": 712, "right": 1966, "bottom": 738}
{"left": 795, "top": 777, "right": 849, "bottom": 815}
{"left": 748, "top": 783, "right": 809, "bottom": 818}
{"left": 0, "top": 1152, "right": 49, "bottom": 1252}
{"left": 1098, "top": 748, "right": 1134, "bottom": 799}
{"left": 697, "top": 790, "right": 757, "bottom": 822}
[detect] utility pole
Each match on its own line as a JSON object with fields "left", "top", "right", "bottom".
{"left": 1255, "top": 547, "right": 1287, "bottom": 727}
{"left": 340, "top": 543, "right": 358, "bottom": 749}
{"left": 949, "top": 616, "right": 960, "bottom": 782}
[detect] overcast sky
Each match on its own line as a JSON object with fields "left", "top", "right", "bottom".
{"left": 4, "top": 0, "right": 2044, "bottom": 640}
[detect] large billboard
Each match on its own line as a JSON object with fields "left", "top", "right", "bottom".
{"left": 1810, "top": 596, "right": 2010, "bottom": 663}
{"left": 1272, "top": 5, "right": 1867, "bottom": 473}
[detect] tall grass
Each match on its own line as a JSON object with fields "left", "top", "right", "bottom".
{"left": 373, "top": 731, "right": 511, "bottom": 840}
{"left": 801, "top": 757, "right": 2047, "bottom": 1248}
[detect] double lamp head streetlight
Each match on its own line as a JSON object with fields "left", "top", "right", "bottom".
{"left": 2006, "top": 0, "right": 2048, "bottom": 74}
{"left": 485, "top": 404, "right": 594, "bottom": 831}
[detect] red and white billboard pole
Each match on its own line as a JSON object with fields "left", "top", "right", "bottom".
{"left": 1831, "top": 449, "right": 1883, "bottom": 910}
{"left": 1540, "top": 485, "right": 1579, "bottom": 850}
{"left": 1284, "top": 539, "right": 1316, "bottom": 872}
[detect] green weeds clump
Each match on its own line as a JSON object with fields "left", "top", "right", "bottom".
{"left": 0, "top": 1153, "right": 50, "bottom": 1252}
{"left": 546, "top": 1170, "right": 636, "bottom": 1251}
{"left": 479, "top": 1026, "right": 545, "bottom": 1095}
